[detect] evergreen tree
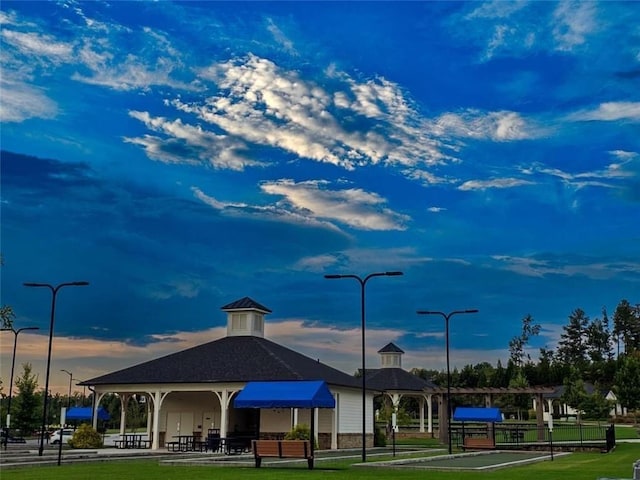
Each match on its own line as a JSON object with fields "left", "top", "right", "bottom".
{"left": 613, "top": 300, "right": 640, "bottom": 354}
{"left": 12, "top": 363, "right": 41, "bottom": 435}
{"left": 556, "top": 308, "right": 589, "bottom": 370}
{"left": 586, "top": 309, "right": 613, "bottom": 364}
{"left": 614, "top": 353, "right": 640, "bottom": 411}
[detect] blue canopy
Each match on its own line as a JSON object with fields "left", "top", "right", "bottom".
{"left": 234, "top": 380, "right": 336, "bottom": 409}
{"left": 453, "top": 407, "right": 503, "bottom": 422}
{"left": 66, "top": 406, "right": 110, "bottom": 421}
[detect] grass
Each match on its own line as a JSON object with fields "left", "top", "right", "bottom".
{"left": 2, "top": 443, "right": 639, "bottom": 480}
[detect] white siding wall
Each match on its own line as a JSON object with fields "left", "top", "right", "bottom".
{"left": 318, "top": 408, "right": 333, "bottom": 433}
{"left": 337, "top": 389, "right": 374, "bottom": 433}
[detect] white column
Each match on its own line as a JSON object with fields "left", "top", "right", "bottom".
{"left": 547, "top": 399, "right": 554, "bottom": 430}
{"left": 427, "top": 394, "right": 433, "bottom": 434}
{"left": 314, "top": 409, "right": 319, "bottom": 445}
{"left": 293, "top": 408, "right": 299, "bottom": 427}
{"left": 152, "top": 391, "right": 161, "bottom": 450}
{"left": 146, "top": 400, "right": 152, "bottom": 437}
{"left": 331, "top": 393, "right": 338, "bottom": 450}
{"left": 93, "top": 392, "right": 106, "bottom": 430}
{"left": 119, "top": 394, "right": 129, "bottom": 437}
{"left": 216, "top": 390, "right": 229, "bottom": 438}
{"left": 419, "top": 397, "right": 425, "bottom": 433}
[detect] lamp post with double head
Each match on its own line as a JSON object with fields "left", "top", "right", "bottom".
{"left": 416, "top": 309, "right": 478, "bottom": 455}
{"left": 61, "top": 369, "right": 73, "bottom": 408}
{"left": 324, "top": 271, "right": 403, "bottom": 462}
{"left": 0, "top": 326, "right": 39, "bottom": 448}
{"left": 23, "top": 281, "right": 89, "bottom": 457}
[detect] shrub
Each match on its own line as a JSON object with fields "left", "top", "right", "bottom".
{"left": 284, "top": 424, "right": 310, "bottom": 440}
{"left": 67, "top": 423, "right": 103, "bottom": 449}
{"left": 374, "top": 426, "right": 387, "bottom": 447}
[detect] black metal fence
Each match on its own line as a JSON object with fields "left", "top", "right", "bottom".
{"left": 450, "top": 422, "right": 616, "bottom": 452}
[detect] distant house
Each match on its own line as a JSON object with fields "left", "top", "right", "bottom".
{"left": 533, "top": 383, "right": 625, "bottom": 420}
{"left": 82, "top": 297, "right": 368, "bottom": 451}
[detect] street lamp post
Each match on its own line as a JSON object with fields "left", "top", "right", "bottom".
{"left": 61, "top": 370, "right": 73, "bottom": 408}
{"left": 416, "top": 309, "right": 478, "bottom": 455}
{"left": 325, "top": 271, "right": 403, "bottom": 462}
{"left": 23, "top": 281, "right": 89, "bottom": 457}
{"left": 0, "top": 326, "right": 39, "bottom": 449}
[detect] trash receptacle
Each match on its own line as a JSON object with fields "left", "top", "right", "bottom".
{"left": 633, "top": 459, "right": 640, "bottom": 480}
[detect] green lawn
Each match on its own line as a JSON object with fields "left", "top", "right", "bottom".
{"left": 3, "top": 443, "right": 639, "bottom": 480}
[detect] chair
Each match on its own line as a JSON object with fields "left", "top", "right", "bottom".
{"left": 206, "top": 432, "right": 221, "bottom": 452}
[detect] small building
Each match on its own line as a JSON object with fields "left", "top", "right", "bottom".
{"left": 82, "top": 297, "right": 371, "bottom": 450}
{"left": 365, "top": 342, "right": 438, "bottom": 434}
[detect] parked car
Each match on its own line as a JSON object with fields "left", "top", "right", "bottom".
{"left": 49, "top": 428, "right": 75, "bottom": 444}
{"left": 0, "top": 428, "right": 26, "bottom": 444}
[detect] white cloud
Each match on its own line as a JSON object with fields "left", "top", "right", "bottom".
{"left": 0, "top": 77, "right": 58, "bottom": 122}
{"left": 427, "top": 206, "right": 447, "bottom": 213}
{"left": 434, "top": 110, "right": 544, "bottom": 141}
{"left": 1, "top": 29, "right": 74, "bottom": 62}
{"left": 458, "top": 178, "right": 535, "bottom": 191}
{"left": 608, "top": 150, "right": 638, "bottom": 161}
{"left": 491, "top": 255, "right": 640, "bottom": 280}
{"left": 124, "top": 111, "right": 264, "bottom": 170}
{"left": 170, "top": 54, "right": 453, "bottom": 173}
{"left": 260, "top": 179, "right": 410, "bottom": 231}
{"left": 552, "top": 0, "right": 597, "bottom": 51}
{"left": 191, "top": 186, "right": 343, "bottom": 232}
{"left": 293, "top": 254, "right": 341, "bottom": 272}
{"left": 567, "top": 102, "right": 640, "bottom": 122}
{"left": 266, "top": 18, "right": 297, "bottom": 55}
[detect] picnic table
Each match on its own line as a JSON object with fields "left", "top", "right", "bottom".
{"left": 166, "top": 435, "right": 206, "bottom": 452}
{"left": 115, "top": 434, "right": 150, "bottom": 449}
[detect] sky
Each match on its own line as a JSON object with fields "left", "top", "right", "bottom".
{"left": 1, "top": 1, "right": 639, "bottom": 396}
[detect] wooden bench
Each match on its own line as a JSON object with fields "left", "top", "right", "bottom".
{"left": 252, "top": 439, "right": 314, "bottom": 469}
{"left": 463, "top": 437, "right": 495, "bottom": 450}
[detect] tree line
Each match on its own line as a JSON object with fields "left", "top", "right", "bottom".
{"left": 409, "top": 299, "right": 640, "bottom": 420}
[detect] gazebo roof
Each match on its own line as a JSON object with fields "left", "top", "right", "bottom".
{"left": 365, "top": 368, "right": 437, "bottom": 392}
{"left": 81, "top": 335, "right": 360, "bottom": 389}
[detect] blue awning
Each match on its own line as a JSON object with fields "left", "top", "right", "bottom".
{"left": 453, "top": 407, "right": 503, "bottom": 422}
{"left": 234, "top": 380, "right": 336, "bottom": 409}
{"left": 66, "top": 406, "right": 110, "bottom": 421}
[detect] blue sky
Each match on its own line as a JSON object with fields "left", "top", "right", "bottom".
{"left": 1, "top": 1, "right": 639, "bottom": 394}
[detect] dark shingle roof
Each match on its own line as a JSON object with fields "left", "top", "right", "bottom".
{"left": 377, "top": 342, "right": 404, "bottom": 354}
{"left": 83, "top": 336, "right": 359, "bottom": 389}
{"left": 365, "top": 368, "right": 437, "bottom": 392}
{"left": 221, "top": 297, "right": 272, "bottom": 313}
{"left": 544, "top": 382, "right": 596, "bottom": 399}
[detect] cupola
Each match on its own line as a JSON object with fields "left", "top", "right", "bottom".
{"left": 221, "top": 296, "right": 272, "bottom": 338}
{"left": 378, "top": 342, "right": 404, "bottom": 368}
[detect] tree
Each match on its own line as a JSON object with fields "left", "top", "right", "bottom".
{"left": 561, "top": 368, "right": 588, "bottom": 423}
{"left": 586, "top": 309, "right": 613, "bottom": 364}
{"left": 12, "top": 363, "right": 41, "bottom": 435}
{"left": 507, "top": 371, "right": 531, "bottom": 420}
{"left": 613, "top": 299, "right": 640, "bottom": 354}
{"left": 614, "top": 353, "right": 640, "bottom": 411}
{"left": 556, "top": 308, "right": 589, "bottom": 370}
{"left": 509, "top": 314, "right": 541, "bottom": 369}
{"left": 580, "top": 390, "right": 613, "bottom": 420}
